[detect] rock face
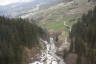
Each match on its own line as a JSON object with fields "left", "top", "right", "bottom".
{"left": 64, "top": 53, "right": 78, "bottom": 64}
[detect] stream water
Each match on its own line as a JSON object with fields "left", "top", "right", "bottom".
{"left": 30, "top": 37, "right": 65, "bottom": 64}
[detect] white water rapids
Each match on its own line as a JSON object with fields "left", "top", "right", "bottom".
{"left": 30, "top": 37, "right": 65, "bottom": 64}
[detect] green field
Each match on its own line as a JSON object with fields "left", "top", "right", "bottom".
{"left": 33, "top": 3, "right": 81, "bottom": 30}
{"left": 38, "top": 13, "right": 81, "bottom": 30}
{"left": 20, "top": 2, "right": 82, "bottom": 30}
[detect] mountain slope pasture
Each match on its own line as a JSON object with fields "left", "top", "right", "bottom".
{"left": 30, "top": 1, "right": 95, "bottom": 30}
{"left": 30, "top": 2, "right": 81, "bottom": 30}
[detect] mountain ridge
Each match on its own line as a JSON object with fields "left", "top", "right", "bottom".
{"left": 0, "top": 0, "right": 72, "bottom": 17}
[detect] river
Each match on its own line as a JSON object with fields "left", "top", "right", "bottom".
{"left": 30, "top": 37, "right": 65, "bottom": 64}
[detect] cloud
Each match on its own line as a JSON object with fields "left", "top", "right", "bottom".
{"left": 0, "top": 0, "right": 32, "bottom": 5}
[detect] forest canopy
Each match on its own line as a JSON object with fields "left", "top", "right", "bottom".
{"left": 0, "top": 16, "right": 47, "bottom": 64}
{"left": 70, "top": 6, "right": 96, "bottom": 64}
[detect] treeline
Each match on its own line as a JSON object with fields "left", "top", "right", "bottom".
{"left": 0, "top": 16, "right": 47, "bottom": 64}
{"left": 70, "top": 6, "right": 96, "bottom": 64}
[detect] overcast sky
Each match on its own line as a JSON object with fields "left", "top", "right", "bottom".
{"left": 0, "top": 0, "right": 33, "bottom": 6}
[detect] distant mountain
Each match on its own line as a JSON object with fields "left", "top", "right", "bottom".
{"left": 0, "top": 0, "right": 72, "bottom": 18}
{"left": 20, "top": 0, "right": 95, "bottom": 30}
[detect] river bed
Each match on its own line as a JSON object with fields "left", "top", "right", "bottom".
{"left": 30, "top": 37, "right": 65, "bottom": 64}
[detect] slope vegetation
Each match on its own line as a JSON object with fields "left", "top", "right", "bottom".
{"left": 0, "top": 16, "right": 47, "bottom": 64}
{"left": 69, "top": 6, "right": 96, "bottom": 64}
{"left": 21, "top": 1, "right": 95, "bottom": 31}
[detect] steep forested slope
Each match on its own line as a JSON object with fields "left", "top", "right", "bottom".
{"left": 0, "top": 16, "right": 47, "bottom": 64}
{"left": 70, "top": 6, "right": 96, "bottom": 64}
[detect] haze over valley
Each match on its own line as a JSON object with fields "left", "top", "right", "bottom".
{"left": 0, "top": 0, "right": 96, "bottom": 64}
